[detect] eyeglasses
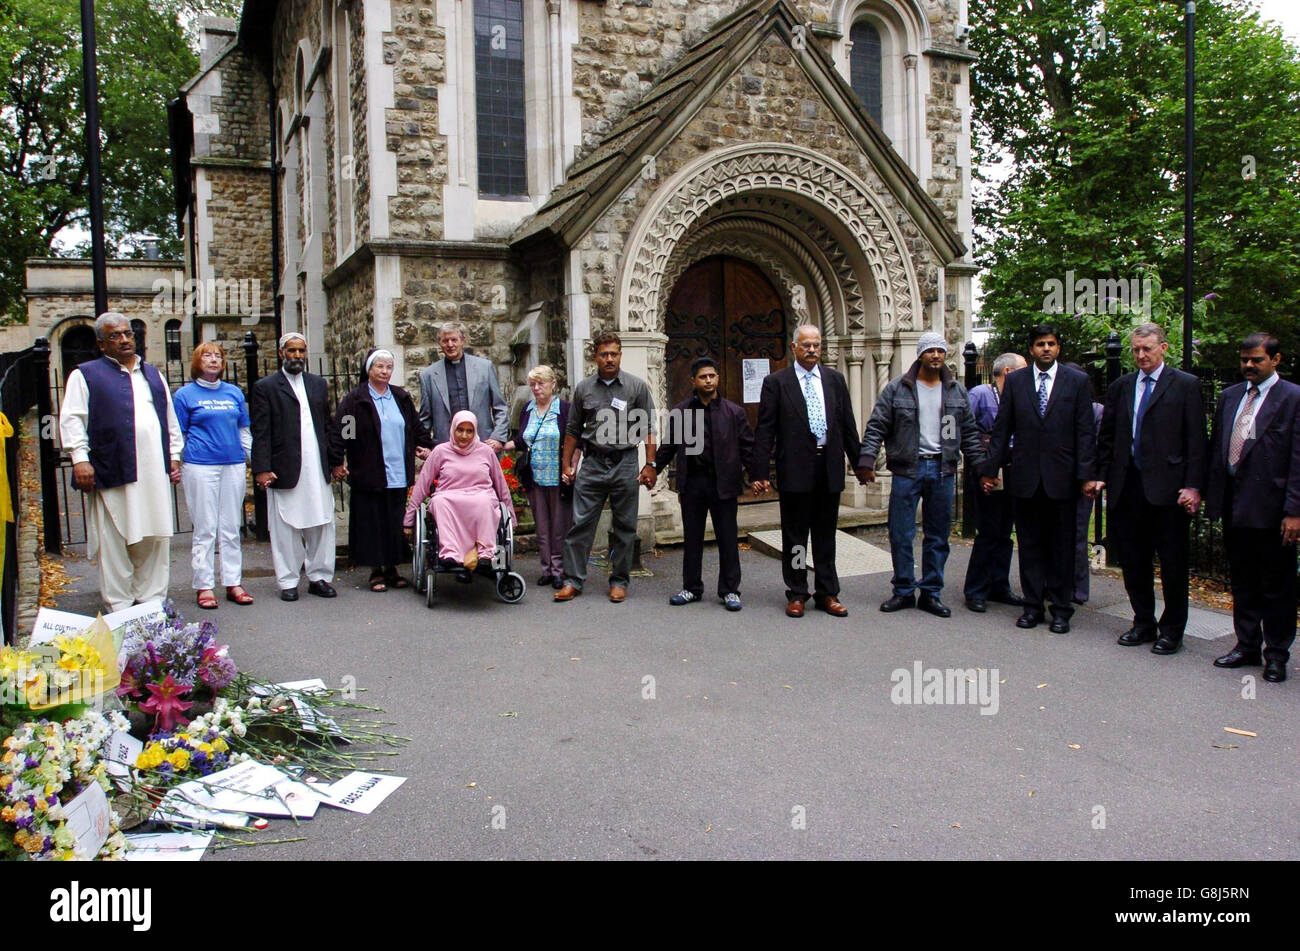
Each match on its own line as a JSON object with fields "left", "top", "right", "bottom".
{"left": 103, "top": 331, "right": 133, "bottom": 341}
{"left": 794, "top": 342, "right": 822, "bottom": 351}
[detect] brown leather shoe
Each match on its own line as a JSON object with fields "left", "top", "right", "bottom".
{"left": 786, "top": 598, "right": 806, "bottom": 618}
{"left": 814, "top": 595, "right": 849, "bottom": 618}
{"left": 553, "top": 584, "right": 581, "bottom": 602}
{"left": 609, "top": 586, "right": 627, "bottom": 603}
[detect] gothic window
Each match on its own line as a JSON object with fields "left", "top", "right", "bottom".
{"left": 295, "top": 50, "right": 312, "bottom": 239}
{"left": 474, "top": 0, "right": 527, "bottom": 198}
{"left": 850, "top": 21, "right": 884, "bottom": 127}
{"left": 130, "top": 320, "right": 147, "bottom": 358}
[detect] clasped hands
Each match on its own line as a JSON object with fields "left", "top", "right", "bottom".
{"left": 750, "top": 466, "right": 874, "bottom": 495}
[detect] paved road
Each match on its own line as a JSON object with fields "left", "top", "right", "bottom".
{"left": 53, "top": 529, "right": 1299, "bottom": 860}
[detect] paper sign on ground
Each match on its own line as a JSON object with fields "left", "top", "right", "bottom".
{"left": 63, "top": 782, "right": 112, "bottom": 858}
{"left": 175, "top": 759, "right": 319, "bottom": 819}
{"left": 102, "top": 730, "right": 143, "bottom": 789}
{"left": 103, "top": 600, "right": 165, "bottom": 629}
{"left": 742, "top": 359, "right": 770, "bottom": 403}
{"left": 251, "top": 678, "right": 343, "bottom": 736}
{"left": 151, "top": 791, "right": 250, "bottom": 829}
{"left": 29, "top": 608, "right": 94, "bottom": 645}
{"left": 124, "top": 830, "right": 214, "bottom": 861}
{"left": 317, "top": 771, "right": 406, "bottom": 814}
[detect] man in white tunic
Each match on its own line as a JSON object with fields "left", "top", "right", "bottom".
{"left": 59, "top": 313, "right": 184, "bottom": 611}
{"left": 250, "top": 333, "right": 340, "bottom": 600}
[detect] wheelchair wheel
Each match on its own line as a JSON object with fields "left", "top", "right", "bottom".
{"left": 496, "top": 571, "right": 526, "bottom": 604}
{"left": 425, "top": 568, "right": 437, "bottom": 608}
{"left": 412, "top": 505, "right": 428, "bottom": 592}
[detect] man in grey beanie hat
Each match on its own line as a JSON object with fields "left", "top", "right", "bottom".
{"left": 860, "top": 333, "right": 984, "bottom": 616}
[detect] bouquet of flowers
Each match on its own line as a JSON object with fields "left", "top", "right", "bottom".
{"left": 0, "top": 710, "right": 130, "bottom": 860}
{"left": 118, "top": 605, "right": 238, "bottom": 731}
{"left": 0, "top": 621, "right": 119, "bottom": 719}
{"left": 499, "top": 454, "right": 528, "bottom": 518}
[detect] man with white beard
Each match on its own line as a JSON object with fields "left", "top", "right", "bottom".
{"left": 251, "top": 332, "right": 341, "bottom": 600}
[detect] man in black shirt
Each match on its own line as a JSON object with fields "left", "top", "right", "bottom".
{"left": 650, "top": 357, "right": 755, "bottom": 611}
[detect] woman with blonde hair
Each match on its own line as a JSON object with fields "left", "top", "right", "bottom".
{"left": 173, "top": 343, "right": 254, "bottom": 608}
{"left": 504, "top": 365, "right": 573, "bottom": 588}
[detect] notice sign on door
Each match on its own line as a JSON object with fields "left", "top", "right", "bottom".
{"left": 742, "top": 359, "right": 769, "bottom": 404}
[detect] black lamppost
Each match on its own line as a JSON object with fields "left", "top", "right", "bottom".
{"left": 1182, "top": 1, "right": 1195, "bottom": 370}
{"left": 80, "top": 0, "right": 108, "bottom": 317}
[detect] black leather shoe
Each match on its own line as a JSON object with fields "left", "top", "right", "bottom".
{"left": 1117, "top": 628, "right": 1157, "bottom": 647}
{"left": 1263, "top": 659, "right": 1287, "bottom": 683}
{"left": 307, "top": 580, "right": 337, "bottom": 598}
{"left": 989, "top": 591, "right": 1023, "bottom": 607}
{"left": 1151, "top": 635, "right": 1182, "bottom": 655}
{"left": 1016, "top": 612, "right": 1041, "bottom": 629}
{"left": 1213, "top": 647, "right": 1262, "bottom": 669}
{"left": 918, "top": 593, "right": 951, "bottom": 618}
{"left": 965, "top": 597, "right": 987, "bottom": 613}
{"left": 1049, "top": 617, "right": 1070, "bottom": 634}
{"left": 880, "top": 593, "right": 916, "bottom": 613}
{"left": 280, "top": 588, "right": 299, "bottom": 602}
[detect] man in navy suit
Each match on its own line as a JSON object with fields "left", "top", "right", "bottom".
{"left": 750, "top": 324, "right": 871, "bottom": 618}
{"left": 1087, "top": 323, "right": 1207, "bottom": 655}
{"left": 1204, "top": 333, "right": 1300, "bottom": 683}
{"left": 981, "top": 324, "right": 1096, "bottom": 633}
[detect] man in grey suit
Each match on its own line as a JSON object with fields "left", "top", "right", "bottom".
{"left": 417, "top": 321, "right": 509, "bottom": 450}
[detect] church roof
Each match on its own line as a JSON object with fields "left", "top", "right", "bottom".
{"left": 511, "top": 0, "right": 965, "bottom": 263}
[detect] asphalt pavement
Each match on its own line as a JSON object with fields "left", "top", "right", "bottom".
{"left": 50, "top": 528, "right": 1300, "bottom": 860}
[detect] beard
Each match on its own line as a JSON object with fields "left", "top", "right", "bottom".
{"left": 284, "top": 358, "right": 306, "bottom": 374}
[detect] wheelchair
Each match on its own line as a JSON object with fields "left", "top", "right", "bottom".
{"left": 411, "top": 496, "right": 527, "bottom": 607}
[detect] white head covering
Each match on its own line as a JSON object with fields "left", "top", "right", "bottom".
{"left": 279, "top": 332, "right": 307, "bottom": 349}
{"left": 365, "top": 348, "right": 395, "bottom": 373}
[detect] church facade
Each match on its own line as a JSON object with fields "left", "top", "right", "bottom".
{"left": 170, "top": 0, "right": 976, "bottom": 541}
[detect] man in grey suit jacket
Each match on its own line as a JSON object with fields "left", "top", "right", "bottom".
{"left": 417, "top": 322, "right": 509, "bottom": 450}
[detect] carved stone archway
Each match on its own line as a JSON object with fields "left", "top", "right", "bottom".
{"left": 617, "top": 143, "right": 923, "bottom": 338}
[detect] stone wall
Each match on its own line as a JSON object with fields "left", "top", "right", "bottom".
{"left": 573, "top": 0, "right": 832, "bottom": 151}
{"left": 392, "top": 255, "right": 525, "bottom": 394}
{"left": 573, "top": 32, "right": 942, "bottom": 338}
{"left": 199, "top": 164, "right": 277, "bottom": 357}
{"left": 349, "top": 2, "right": 372, "bottom": 243}
{"left": 203, "top": 46, "right": 273, "bottom": 161}
{"left": 924, "top": 56, "right": 963, "bottom": 227}
{"left": 384, "top": 0, "right": 445, "bottom": 241}
{"left": 326, "top": 260, "right": 375, "bottom": 368}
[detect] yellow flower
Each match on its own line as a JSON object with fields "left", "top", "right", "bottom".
{"left": 212, "top": 736, "right": 229, "bottom": 753}
{"left": 136, "top": 744, "right": 165, "bottom": 771}
{"left": 167, "top": 749, "right": 190, "bottom": 772}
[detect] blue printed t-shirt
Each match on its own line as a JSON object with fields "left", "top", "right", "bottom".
{"left": 174, "top": 380, "right": 250, "bottom": 465}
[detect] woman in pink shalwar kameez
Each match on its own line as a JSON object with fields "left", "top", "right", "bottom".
{"left": 404, "top": 410, "right": 511, "bottom": 570}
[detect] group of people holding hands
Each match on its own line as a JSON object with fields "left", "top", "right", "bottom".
{"left": 61, "top": 312, "right": 1299, "bottom": 683}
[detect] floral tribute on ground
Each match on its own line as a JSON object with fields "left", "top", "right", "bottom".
{"left": 0, "top": 601, "right": 406, "bottom": 860}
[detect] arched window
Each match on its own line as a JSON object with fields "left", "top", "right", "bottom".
{"left": 295, "top": 50, "right": 313, "bottom": 238}
{"left": 165, "top": 319, "right": 182, "bottom": 363}
{"left": 474, "top": 0, "right": 527, "bottom": 198}
{"left": 849, "top": 21, "right": 883, "bottom": 127}
{"left": 130, "top": 320, "right": 147, "bottom": 358}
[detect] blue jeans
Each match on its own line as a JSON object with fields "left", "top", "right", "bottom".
{"left": 888, "top": 457, "right": 954, "bottom": 597}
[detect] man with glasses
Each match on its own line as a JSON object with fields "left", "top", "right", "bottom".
{"left": 750, "top": 324, "right": 871, "bottom": 618}
{"left": 59, "top": 312, "right": 184, "bottom": 610}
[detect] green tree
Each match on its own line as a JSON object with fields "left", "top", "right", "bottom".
{"left": 970, "top": 0, "right": 1300, "bottom": 370}
{"left": 0, "top": 0, "right": 204, "bottom": 319}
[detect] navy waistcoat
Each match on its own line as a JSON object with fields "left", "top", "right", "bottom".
{"left": 78, "top": 356, "right": 171, "bottom": 489}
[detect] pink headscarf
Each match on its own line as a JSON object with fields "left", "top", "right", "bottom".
{"left": 449, "top": 410, "right": 481, "bottom": 455}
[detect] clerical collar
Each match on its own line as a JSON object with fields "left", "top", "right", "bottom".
{"left": 444, "top": 356, "right": 462, "bottom": 366}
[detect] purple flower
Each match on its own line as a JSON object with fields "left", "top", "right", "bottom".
{"left": 1204, "top": 292, "right": 1219, "bottom": 300}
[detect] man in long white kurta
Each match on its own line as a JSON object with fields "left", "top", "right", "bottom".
{"left": 59, "top": 315, "right": 184, "bottom": 611}
{"left": 266, "top": 365, "right": 335, "bottom": 590}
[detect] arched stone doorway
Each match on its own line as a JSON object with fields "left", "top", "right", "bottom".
{"left": 664, "top": 255, "right": 789, "bottom": 433}
{"left": 60, "top": 324, "right": 98, "bottom": 382}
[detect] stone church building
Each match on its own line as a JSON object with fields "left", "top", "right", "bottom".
{"left": 169, "top": 0, "right": 976, "bottom": 542}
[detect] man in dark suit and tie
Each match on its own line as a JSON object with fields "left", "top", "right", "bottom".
{"left": 981, "top": 324, "right": 1096, "bottom": 633}
{"left": 750, "top": 324, "right": 870, "bottom": 618}
{"left": 1087, "top": 323, "right": 1207, "bottom": 654}
{"left": 1204, "top": 332, "right": 1300, "bottom": 683}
